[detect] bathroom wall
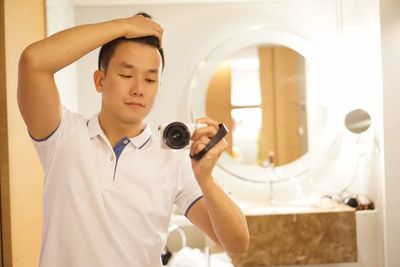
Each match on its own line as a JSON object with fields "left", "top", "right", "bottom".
{"left": 379, "top": 0, "right": 400, "bottom": 265}
{"left": 46, "top": 0, "right": 79, "bottom": 112}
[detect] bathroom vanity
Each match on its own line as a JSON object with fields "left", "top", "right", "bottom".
{"left": 229, "top": 204, "right": 357, "bottom": 267}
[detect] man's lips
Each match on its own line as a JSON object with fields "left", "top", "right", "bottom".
{"left": 125, "top": 101, "right": 145, "bottom": 107}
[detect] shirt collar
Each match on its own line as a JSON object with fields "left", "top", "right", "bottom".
{"left": 87, "top": 113, "right": 104, "bottom": 138}
{"left": 87, "top": 113, "right": 152, "bottom": 149}
{"left": 129, "top": 124, "right": 152, "bottom": 149}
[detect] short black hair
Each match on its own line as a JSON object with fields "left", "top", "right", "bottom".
{"left": 98, "top": 12, "right": 164, "bottom": 72}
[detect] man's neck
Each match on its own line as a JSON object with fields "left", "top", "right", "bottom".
{"left": 98, "top": 111, "right": 143, "bottom": 148}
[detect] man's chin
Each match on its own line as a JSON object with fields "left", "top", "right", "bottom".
{"left": 122, "top": 114, "right": 147, "bottom": 125}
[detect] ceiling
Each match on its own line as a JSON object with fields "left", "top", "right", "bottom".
{"left": 72, "top": 0, "right": 270, "bottom": 6}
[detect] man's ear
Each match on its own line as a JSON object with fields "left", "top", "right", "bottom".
{"left": 93, "top": 70, "right": 105, "bottom": 92}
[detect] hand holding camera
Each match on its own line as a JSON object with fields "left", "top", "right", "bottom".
{"left": 158, "top": 118, "right": 227, "bottom": 162}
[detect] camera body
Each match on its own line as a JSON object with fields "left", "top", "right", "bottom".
{"left": 158, "top": 122, "right": 206, "bottom": 149}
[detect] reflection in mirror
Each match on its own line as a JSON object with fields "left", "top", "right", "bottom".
{"left": 206, "top": 45, "right": 308, "bottom": 166}
{"left": 345, "top": 109, "right": 371, "bottom": 134}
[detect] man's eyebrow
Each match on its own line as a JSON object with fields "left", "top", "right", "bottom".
{"left": 118, "top": 62, "right": 159, "bottom": 73}
{"left": 119, "top": 62, "right": 134, "bottom": 68}
{"left": 148, "top": 68, "right": 159, "bottom": 73}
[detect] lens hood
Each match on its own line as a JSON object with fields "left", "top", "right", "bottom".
{"left": 162, "top": 122, "right": 191, "bottom": 149}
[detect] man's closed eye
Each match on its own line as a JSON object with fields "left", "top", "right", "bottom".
{"left": 119, "top": 74, "right": 132, "bottom": 78}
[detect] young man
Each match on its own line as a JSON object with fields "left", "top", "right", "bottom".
{"left": 18, "top": 13, "right": 249, "bottom": 267}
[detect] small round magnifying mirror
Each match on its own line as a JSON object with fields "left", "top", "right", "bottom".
{"left": 345, "top": 109, "right": 371, "bottom": 134}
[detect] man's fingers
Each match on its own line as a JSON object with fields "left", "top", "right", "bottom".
{"left": 126, "top": 15, "right": 163, "bottom": 43}
{"left": 191, "top": 125, "right": 217, "bottom": 141}
{"left": 195, "top": 117, "right": 219, "bottom": 131}
{"left": 190, "top": 136, "right": 211, "bottom": 156}
{"left": 190, "top": 135, "right": 227, "bottom": 158}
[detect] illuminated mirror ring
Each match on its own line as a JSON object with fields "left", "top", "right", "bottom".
{"left": 188, "top": 27, "right": 335, "bottom": 183}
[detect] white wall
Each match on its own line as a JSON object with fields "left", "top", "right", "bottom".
{"left": 46, "top": 0, "right": 78, "bottom": 111}
{"left": 379, "top": 0, "right": 400, "bottom": 265}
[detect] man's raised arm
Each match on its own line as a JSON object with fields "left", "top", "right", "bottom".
{"left": 17, "top": 15, "right": 163, "bottom": 139}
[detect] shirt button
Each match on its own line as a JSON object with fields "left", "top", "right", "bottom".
{"left": 123, "top": 139, "right": 129, "bottom": 145}
{"left": 110, "top": 156, "right": 114, "bottom": 161}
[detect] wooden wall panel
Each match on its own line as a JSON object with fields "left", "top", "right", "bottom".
{"left": 258, "top": 46, "right": 276, "bottom": 164}
{"left": 2, "top": 0, "right": 46, "bottom": 266}
{"left": 258, "top": 46, "right": 306, "bottom": 166}
{"left": 274, "top": 47, "right": 299, "bottom": 165}
{"left": 206, "top": 62, "right": 233, "bottom": 155}
{"left": 1, "top": 0, "right": 9, "bottom": 265}
{"left": 274, "top": 46, "right": 306, "bottom": 165}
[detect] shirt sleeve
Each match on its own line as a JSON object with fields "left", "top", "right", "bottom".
{"left": 174, "top": 153, "right": 203, "bottom": 217}
{"left": 30, "top": 106, "right": 84, "bottom": 174}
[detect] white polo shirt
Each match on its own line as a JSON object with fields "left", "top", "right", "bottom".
{"left": 32, "top": 107, "right": 203, "bottom": 267}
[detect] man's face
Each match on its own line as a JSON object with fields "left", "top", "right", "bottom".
{"left": 95, "top": 41, "right": 162, "bottom": 125}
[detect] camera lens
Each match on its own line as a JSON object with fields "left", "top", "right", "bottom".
{"left": 163, "top": 122, "right": 190, "bottom": 149}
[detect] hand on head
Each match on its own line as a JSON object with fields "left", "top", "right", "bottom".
{"left": 123, "top": 13, "right": 163, "bottom": 45}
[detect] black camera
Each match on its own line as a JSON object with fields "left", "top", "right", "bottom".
{"left": 158, "top": 122, "right": 206, "bottom": 149}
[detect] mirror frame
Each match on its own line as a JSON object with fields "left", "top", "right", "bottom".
{"left": 187, "top": 27, "right": 336, "bottom": 183}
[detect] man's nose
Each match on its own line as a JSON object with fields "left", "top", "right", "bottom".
{"left": 129, "top": 80, "right": 144, "bottom": 96}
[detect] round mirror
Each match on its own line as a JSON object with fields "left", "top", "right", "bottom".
{"left": 205, "top": 45, "right": 308, "bottom": 167}
{"left": 345, "top": 109, "right": 371, "bottom": 134}
{"left": 188, "top": 28, "right": 330, "bottom": 182}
